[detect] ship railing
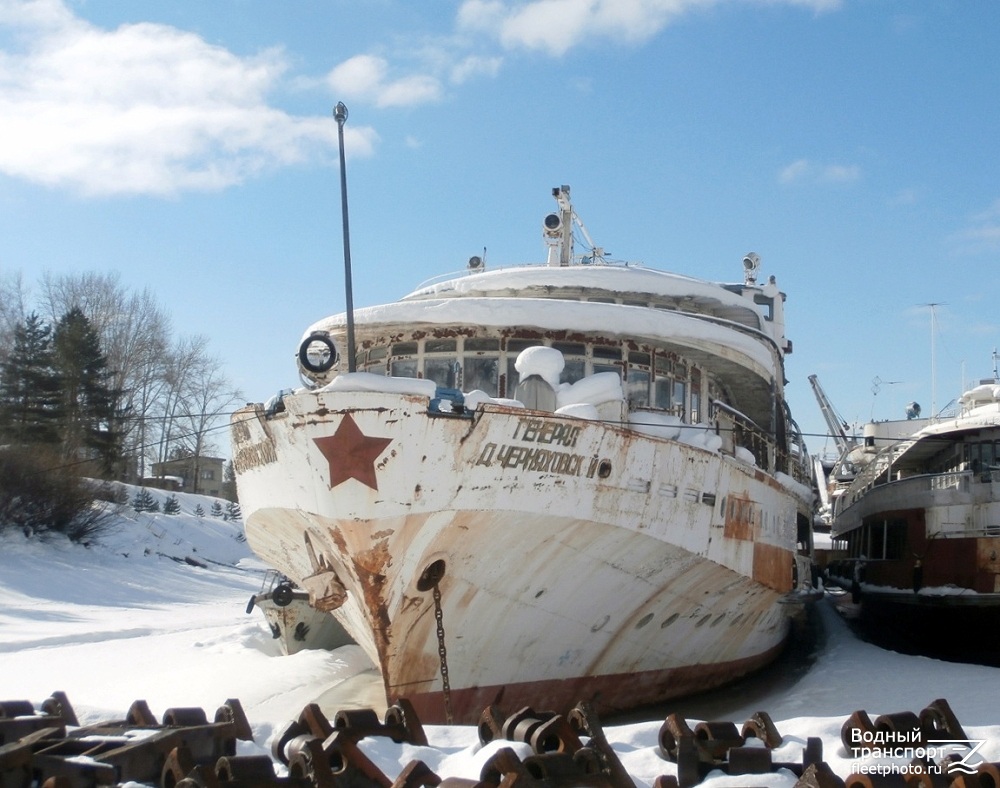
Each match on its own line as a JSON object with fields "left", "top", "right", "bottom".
{"left": 785, "top": 421, "right": 814, "bottom": 488}
{"left": 711, "top": 400, "right": 774, "bottom": 473}
{"left": 835, "top": 468, "right": 1000, "bottom": 521}
{"left": 836, "top": 438, "right": 919, "bottom": 507}
{"left": 710, "top": 400, "right": 811, "bottom": 484}
{"left": 930, "top": 521, "right": 1000, "bottom": 539}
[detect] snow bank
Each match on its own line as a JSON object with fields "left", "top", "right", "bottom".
{"left": 628, "top": 412, "right": 722, "bottom": 453}
{"left": 324, "top": 372, "right": 438, "bottom": 398}
{"left": 6, "top": 487, "right": 1000, "bottom": 787}
{"left": 555, "top": 371, "right": 623, "bottom": 408}
{"left": 463, "top": 389, "right": 524, "bottom": 411}
{"left": 629, "top": 410, "right": 682, "bottom": 440}
{"left": 675, "top": 424, "right": 722, "bottom": 451}
{"left": 776, "top": 471, "right": 816, "bottom": 504}
{"left": 555, "top": 403, "right": 600, "bottom": 420}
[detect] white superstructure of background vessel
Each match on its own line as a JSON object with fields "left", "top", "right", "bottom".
{"left": 827, "top": 370, "right": 1000, "bottom": 664}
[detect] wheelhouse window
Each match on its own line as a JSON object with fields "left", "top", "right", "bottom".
{"left": 653, "top": 355, "right": 672, "bottom": 410}
{"left": 592, "top": 345, "right": 622, "bottom": 378}
{"left": 389, "top": 342, "right": 418, "bottom": 378}
{"left": 627, "top": 352, "right": 651, "bottom": 407}
{"left": 552, "top": 342, "right": 586, "bottom": 384}
{"left": 505, "top": 339, "right": 536, "bottom": 395}
{"left": 424, "top": 340, "right": 459, "bottom": 388}
{"left": 463, "top": 338, "right": 500, "bottom": 395}
{"left": 691, "top": 369, "right": 702, "bottom": 423}
{"left": 672, "top": 364, "right": 688, "bottom": 418}
{"left": 356, "top": 346, "right": 388, "bottom": 375}
{"left": 357, "top": 335, "right": 707, "bottom": 426}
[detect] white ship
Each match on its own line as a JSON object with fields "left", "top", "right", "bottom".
{"left": 231, "top": 186, "right": 815, "bottom": 724}
{"left": 828, "top": 373, "right": 1000, "bottom": 664}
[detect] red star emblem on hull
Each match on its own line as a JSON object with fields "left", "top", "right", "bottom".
{"left": 313, "top": 414, "right": 392, "bottom": 490}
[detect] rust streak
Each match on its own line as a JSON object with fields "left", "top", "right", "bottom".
{"left": 753, "top": 542, "right": 793, "bottom": 592}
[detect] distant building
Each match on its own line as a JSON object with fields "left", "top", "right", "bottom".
{"left": 150, "top": 456, "right": 226, "bottom": 497}
{"left": 141, "top": 475, "right": 183, "bottom": 492}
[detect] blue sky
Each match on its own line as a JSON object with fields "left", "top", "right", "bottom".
{"left": 1, "top": 0, "right": 998, "bottom": 455}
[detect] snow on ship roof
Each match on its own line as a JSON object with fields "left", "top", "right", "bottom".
{"left": 865, "top": 383, "right": 1000, "bottom": 470}
{"left": 402, "top": 263, "right": 766, "bottom": 329}
{"left": 305, "top": 295, "right": 779, "bottom": 381}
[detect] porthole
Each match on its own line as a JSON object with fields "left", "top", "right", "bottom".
{"left": 661, "top": 613, "right": 680, "bottom": 628}
{"left": 635, "top": 613, "right": 654, "bottom": 629}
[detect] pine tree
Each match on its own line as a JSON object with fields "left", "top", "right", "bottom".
{"left": 210, "top": 500, "right": 223, "bottom": 518}
{"left": 0, "top": 313, "right": 63, "bottom": 446}
{"left": 162, "top": 495, "right": 181, "bottom": 515}
{"left": 222, "top": 460, "right": 238, "bottom": 502}
{"left": 194, "top": 503, "right": 205, "bottom": 517}
{"left": 225, "top": 500, "right": 241, "bottom": 520}
{"left": 51, "top": 307, "right": 123, "bottom": 476}
{"left": 132, "top": 487, "right": 156, "bottom": 513}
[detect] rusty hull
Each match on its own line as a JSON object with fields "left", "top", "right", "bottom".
{"left": 232, "top": 389, "right": 803, "bottom": 724}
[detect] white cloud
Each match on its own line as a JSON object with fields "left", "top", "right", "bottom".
{"left": 449, "top": 54, "right": 503, "bottom": 84}
{"left": 319, "top": 0, "right": 847, "bottom": 117}
{"left": 0, "top": 0, "right": 74, "bottom": 29}
{"left": 0, "top": 0, "right": 375, "bottom": 197}
{"left": 821, "top": 163, "right": 861, "bottom": 182}
{"left": 457, "top": 0, "right": 842, "bottom": 57}
{"left": 779, "top": 158, "right": 860, "bottom": 185}
{"left": 326, "top": 54, "right": 388, "bottom": 97}
{"left": 326, "top": 54, "right": 443, "bottom": 108}
{"left": 778, "top": 158, "right": 811, "bottom": 183}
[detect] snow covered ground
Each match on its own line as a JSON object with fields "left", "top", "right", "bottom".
{"left": 2, "top": 487, "right": 999, "bottom": 786}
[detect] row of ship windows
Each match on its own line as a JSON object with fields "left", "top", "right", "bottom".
{"left": 963, "top": 440, "right": 1000, "bottom": 474}
{"left": 841, "top": 519, "right": 908, "bottom": 561}
{"left": 923, "top": 439, "right": 1000, "bottom": 476}
{"left": 353, "top": 338, "right": 708, "bottom": 419}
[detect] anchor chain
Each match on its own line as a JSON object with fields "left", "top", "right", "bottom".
{"left": 431, "top": 581, "right": 453, "bottom": 724}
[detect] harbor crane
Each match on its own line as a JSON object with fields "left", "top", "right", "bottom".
{"left": 808, "top": 374, "right": 856, "bottom": 455}
{"left": 808, "top": 373, "right": 860, "bottom": 519}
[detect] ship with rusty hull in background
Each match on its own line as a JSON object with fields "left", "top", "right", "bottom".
{"left": 231, "top": 185, "right": 817, "bottom": 724}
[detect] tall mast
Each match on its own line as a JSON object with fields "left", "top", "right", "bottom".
{"left": 924, "top": 303, "right": 942, "bottom": 419}
{"left": 335, "top": 102, "right": 357, "bottom": 372}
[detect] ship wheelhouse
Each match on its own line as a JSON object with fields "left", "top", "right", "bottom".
{"left": 340, "top": 326, "right": 792, "bottom": 478}
{"left": 352, "top": 333, "right": 699, "bottom": 417}
{"left": 295, "top": 259, "right": 804, "bottom": 481}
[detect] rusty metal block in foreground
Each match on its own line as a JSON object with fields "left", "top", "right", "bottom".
{"left": 0, "top": 696, "right": 252, "bottom": 788}
{"left": 0, "top": 694, "right": 983, "bottom": 788}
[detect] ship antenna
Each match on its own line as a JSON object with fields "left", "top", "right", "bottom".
{"left": 921, "top": 302, "right": 944, "bottom": 420}
{"left": 335, "top": 102, "right": 357, "bottom": 372}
